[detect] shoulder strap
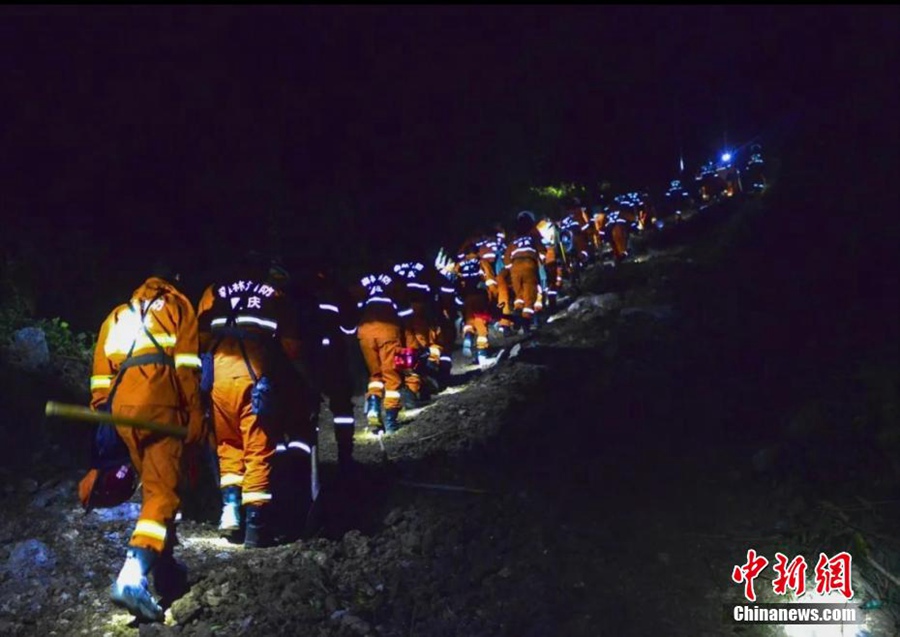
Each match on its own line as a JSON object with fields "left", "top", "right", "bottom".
{"left": 210, "top": 290, "right": 260, "bottom": 383}
{"left": 106, "top": 289, "right": 171, "bottom": 408}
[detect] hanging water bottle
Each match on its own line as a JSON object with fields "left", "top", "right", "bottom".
{"left": 251, "top": 376, "right": 275, "bottom": 416}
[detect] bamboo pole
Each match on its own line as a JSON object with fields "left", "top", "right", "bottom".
{"left": 45, "top": 401, "right": 187, "bottom": 439}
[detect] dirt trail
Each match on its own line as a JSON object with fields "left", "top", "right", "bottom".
{"left": 1, "top": 195, "right": 894, "bottom": 637}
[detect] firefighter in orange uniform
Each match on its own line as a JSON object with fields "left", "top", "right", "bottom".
{"left": 352, "top": 263, "right": 411, "bottom": 434}
{"left": 456, "top": 242, "right": 494, "bottom": 365}
{"left": 393, "top": 257, "right": 446, "bottom": 407}
{"left": 536, "top": 216, "right": 564, "bottom": 312}
{"left": 196, "top": 253, "right": 305, "bottom": 549}
{"left": 477, "top": 224, "right": 515, "bottom": 335}
{"left": 503, "top": 210, "right": 547, "bottom": 332}
{"left": 559, "top": 199, "right": 596, "bottom": 272}
{"left": 91, "top": 263, "right": 203, "bottom": 622}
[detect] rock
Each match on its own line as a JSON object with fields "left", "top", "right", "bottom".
{"left": 383, "top": 508, "right": 404, "bottom": 526}
{"left": 191, "top": 623, "right": 214, "bottom": 637}
{"left": 204, "top": 587, "right": 223, "bottom": 608}
{"left": 10, "top": 327, "right": 50, "bottom": 369}
{"left": 138, "top": 623, "right": 177, "bottom": 636}
{"left": 341, "top": 613, "right": 371, "bottom": 634}
{"left": 30, "top": 480, "right": 75, "bottom": 508}
{"left": 171, "top": 592, "right": 202, "bottom": 624}
{"left": 5, "top": 539, "right": 56, "bottom": 579}
{"left": 342, "top": 531, "right": 370, "bottom": 558}
{"left": 564, "top": 293, "right": 622, "bottom": 317}
{"left": 401, "top": 532, "right": 421, "bottom": 553}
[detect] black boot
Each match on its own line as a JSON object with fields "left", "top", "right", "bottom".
{"left": 153, "top": 553, "right": 188, "bottom": 608}
{"left": 384, "top": 408, "right": 401, "bottom": 434}
{"left": 153, "top": 523, "right": 188, "bottom": 607}
{"left": 244, "top": 505, "right": 272, "bottom": 549}
{"left": 400, "top": 385, "right": 424, "bottom": 409}
{"left": 438, "top": 360, "right": 452, "bottom": 388}
{"left": 110, "top": 546, "right": 164, "bottom": 622}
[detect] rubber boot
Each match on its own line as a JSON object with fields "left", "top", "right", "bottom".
{"left": 438, "top": 360, "right": 452, "bottom": 388}
{"left": 218, "top": 485, "right": 242, "bottom": 541}
{"left": 110, "top": 546, "right": 164, "bottom": 622}
{"left": 521, "top": 317, "right": 532, "bottom": 335}
{"left": 476, "top": 349, "right": 489, "bottom": 367}
{"left": 384, "top": 408, "right": 401, "bottom": 434}
{"left": 244, "top": 504, "right": 272, "bottom": 549}
{"left": 462, "top": 333, "right": 474, "bottom": 359}
{"left": 365, "top": 395, "right": 382, "bottom": 429}
{"left": 400, "top": 385, "right": 423, "bottom": 409}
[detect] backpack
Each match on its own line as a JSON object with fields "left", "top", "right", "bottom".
{"left": 204, "top": 281, "right": 279, "bottom": 416}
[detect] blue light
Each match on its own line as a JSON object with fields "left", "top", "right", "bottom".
{"left": 721, "top": 152, "right": 732, "bottom": 163}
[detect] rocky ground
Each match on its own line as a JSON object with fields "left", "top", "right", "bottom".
{"left": 1, "top": 185, "right": 899, "bottom": 637}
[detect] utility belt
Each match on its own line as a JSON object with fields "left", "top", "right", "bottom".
{"left": 118, "top": 352, "right": 175, "bottom": 371}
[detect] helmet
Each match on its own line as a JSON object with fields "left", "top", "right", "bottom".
{"left": 515, "top": 210, "right": 536, "bottom": 234}
{"left": 516, "top": 210, "right": 535, "bottom": 224}
{"left": 78, "top": 463, "right": 138, "bottom": 512}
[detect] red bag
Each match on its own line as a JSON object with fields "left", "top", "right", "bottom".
{"left": 394, "top": 347, "right": 417, "bottom": 370}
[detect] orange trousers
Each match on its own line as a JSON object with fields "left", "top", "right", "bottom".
{"left": 212, "top": 376, "right": 276, "bottom": 507}
{"left": 543, "top": 260, "right": 562, "bottom": 307}
{"left": 509, "top": 259, "right": 540, "bottom": 317}
{"left": 609, "top": 224, "right": 629, "bottom": 260}
{"left": 461, "top": 291, "right": 490, "bottom": 351}
{"left": 488, "top": 270, "right": 514, "bottom": 327}
{"left": 403, "top": 309, "right": 442, "bottom": 395}
{"left": 116, "top": 404, "right": 184, "bottom": 553}
{"left": 358, "top": 320, "right": 404, "bottom": 410}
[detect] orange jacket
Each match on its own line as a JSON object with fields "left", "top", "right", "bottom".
{"left": 503, "top": 229, "right": 547, "bottom": 268}
{"left": 91, "top": 277, "right": 203, "bottom": 438}
{"left": 456, "top": 234, "right": 490, "bottom": 262}
{"left": 454, "top": 247, "right": 494, "bottom": 301}
{"left": 196, "top": 276, "right": 302, "bottom": 381}
{"left": 351, "top": 271, "right": 411, "bottom": 327}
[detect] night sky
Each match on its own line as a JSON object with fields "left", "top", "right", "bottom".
{"left": 1, "top": 6, "right": 897, "bottom": 330}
